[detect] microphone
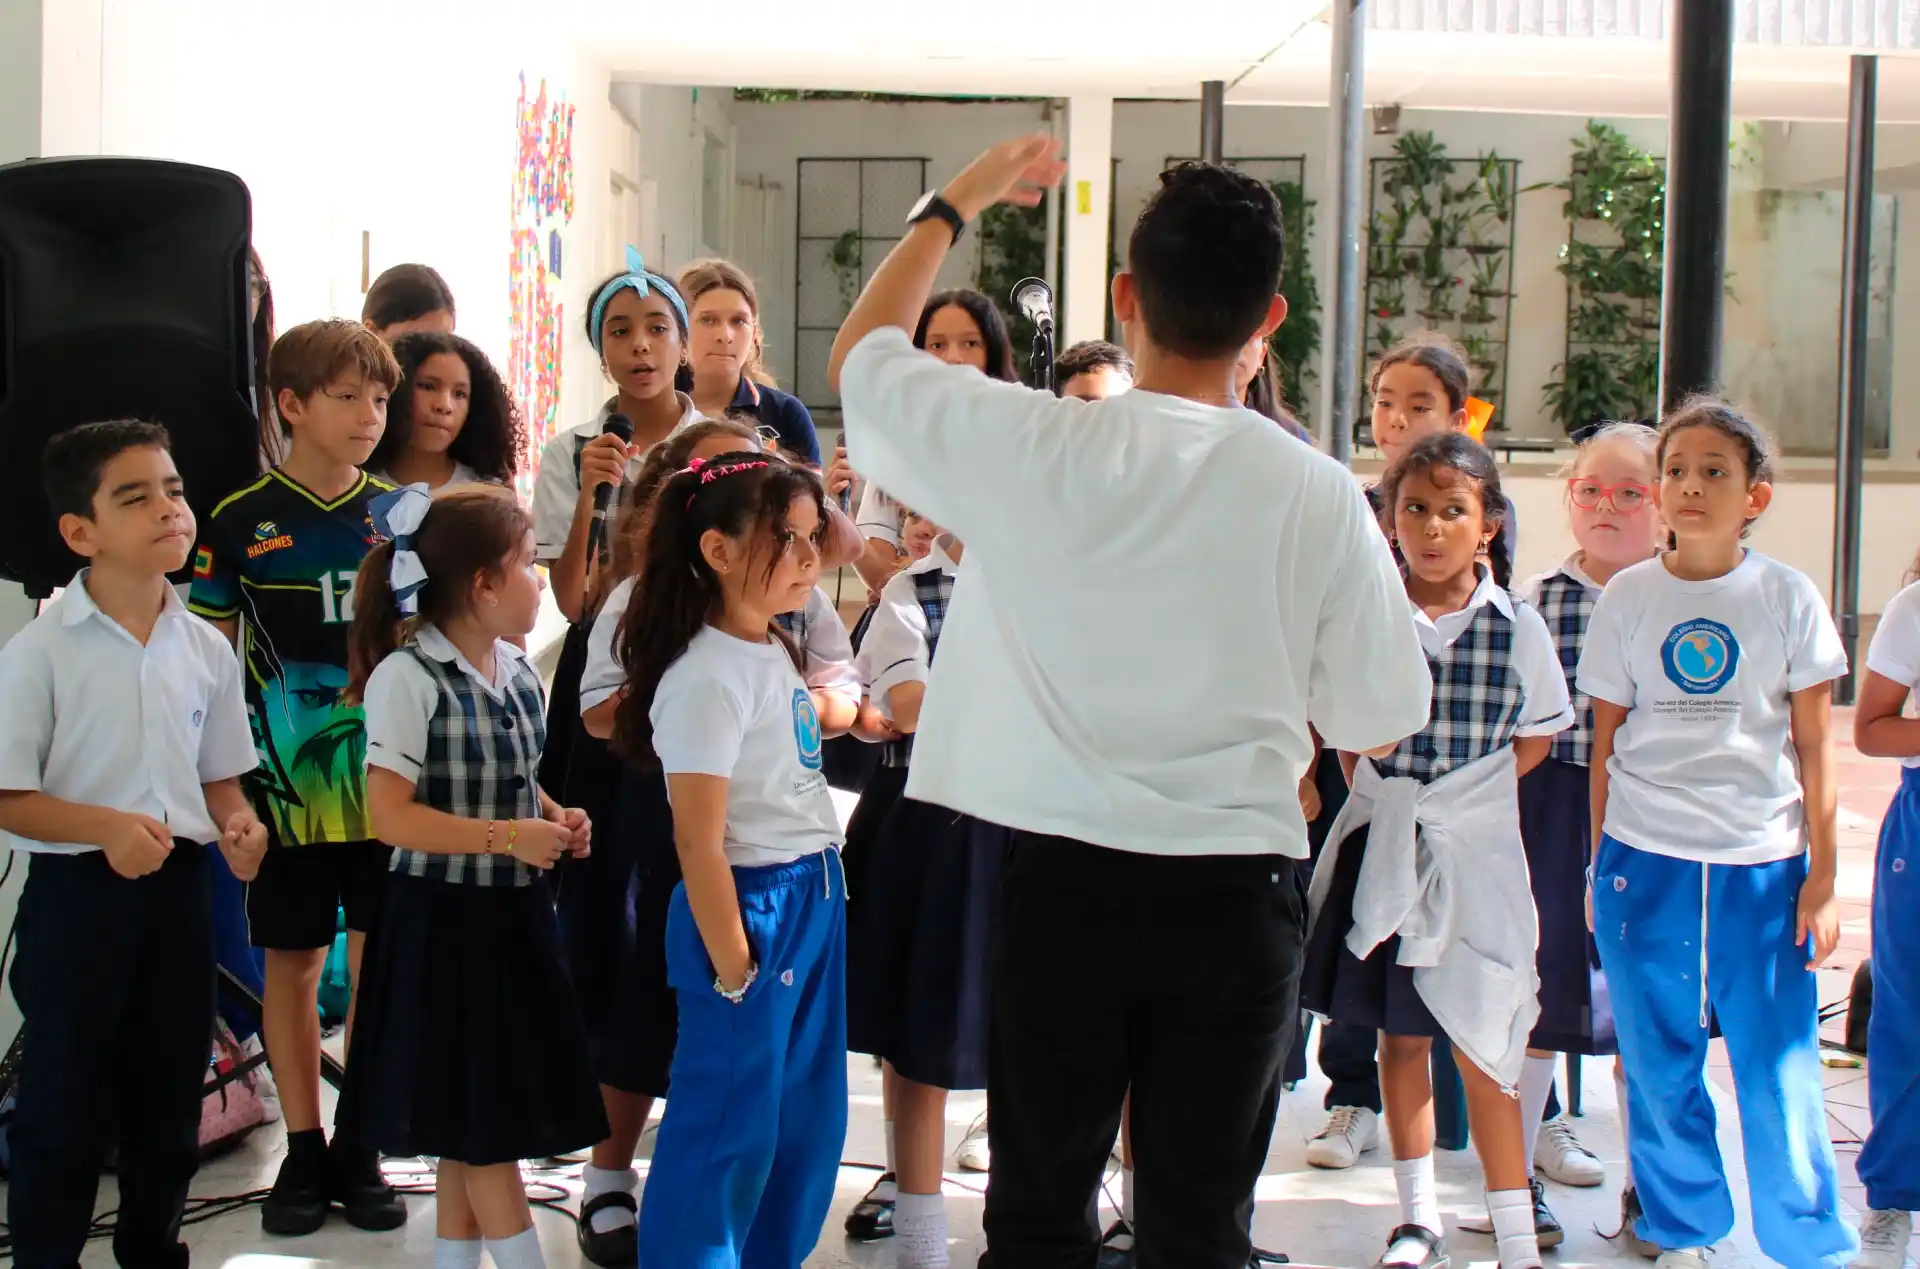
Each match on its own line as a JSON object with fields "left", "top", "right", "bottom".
{"left": 1011, "top": 277, "right": 1054, "bottom": 334}
{"left": 585, "top": 411, "right": 634, "bottom": 563}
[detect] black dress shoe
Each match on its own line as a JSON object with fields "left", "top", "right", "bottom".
{"left": 1372, "top": 1223, "right": 1448, "bottom": 1269}
{"left": 324, "top": 1139, "right": 407, "bottom": 1232}
{"left": 1097, "top": 1220, "right": 1136, "bottom": 1269}
{"left": 576, "top": 1191, "right": 639, "bottom": 1267}
{"left": 261, "top": 1141, "right": 329, "bottom": 1237}
{"left": 1532, "top": 1177, "right": 1565, "bottom": 1250}
{"left": 844, "top": 1172, "right": 896, "bottom": 1241}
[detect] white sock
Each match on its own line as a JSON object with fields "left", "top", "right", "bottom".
{"left": 1518, "top": 1054, "right": 1557, "bottom": 1177}
{"left": 485, "top": 1226, "right": 547, "bottom": 1269}
{"left": 884, "top": 1118, "right": 898, "bottom": 1175}
{"left": 1122, "top": 1166, "right": 1136, "bottom": 1227}
{"left": 1488, "top": 1187, "right": 1541, "bottom": 1268}
{"left": 1393, "top": 1154, "right": 1443, "bottom": 1237}
{"left": 895, "top": 1191, "right": 950, "bottom": 1269}
{"left": 434, "top": 1238, "right": 483, "bottom": 1269}
{"left": 582, "top": 1163, "right": 638, "bottom": 1235}
{"left": 1615, "top": 1060, "right": 1636, "bottom": 1190}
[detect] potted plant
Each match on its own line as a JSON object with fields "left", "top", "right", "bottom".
{"left": 828, "top": 229, "right": 862, "bottom": 314}
{"left": 1469, "top": 252, "right": 1506, "bottom": 299}
{"left": 1478, "top": 152, "right": 1515, "bottom": 222}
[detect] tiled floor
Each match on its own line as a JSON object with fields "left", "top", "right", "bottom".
{"left": 60, "top": 714, "right": 1917, "bottom": 1268}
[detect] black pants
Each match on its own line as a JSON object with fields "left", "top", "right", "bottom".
{"left": 984, "top": 834, "right": 1303, "bottom": 1269}
{"left": 8, "top": 843, "right": 214, "bottom": 1269}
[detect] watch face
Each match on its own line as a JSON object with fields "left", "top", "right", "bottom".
{"left": 909, "top": 191, "right": 937, "bottom": 221}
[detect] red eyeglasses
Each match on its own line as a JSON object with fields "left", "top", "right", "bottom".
{"left": 1567, "top": 477, "right": 1651, "bottom": 512}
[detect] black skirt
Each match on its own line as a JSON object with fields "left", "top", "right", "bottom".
{"left": 848, "top": 795, "right": 1009, "bottom": 1090}
{"left": 544, "top": 619, "right": 633, "bottom": 1043}
{"left": 1300, "top": 823, "right": 1445, "bottom": 1039}
{"left": 1519, "top": 758, "right": 1616, "bottom": 1055}
{"left": 597, "top": 771, "right": 682, "bottom": 1098}
{"left": 341, "top": 873, "right": 609, "bottom": 1165}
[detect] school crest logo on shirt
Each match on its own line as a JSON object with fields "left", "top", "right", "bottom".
{"left": 791, "top": 688, "right": 824, "bottom": 771}
{"left": 1661, "top": 618, "right": 1740, "bottom": 695}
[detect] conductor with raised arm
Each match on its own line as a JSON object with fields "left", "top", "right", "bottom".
{"left": 828, "top": 137, "right": 1432, "bottom": 1269}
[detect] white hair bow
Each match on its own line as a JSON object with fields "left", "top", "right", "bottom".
{"left": 369, "top": 484, "right": 433, "bottom": 615}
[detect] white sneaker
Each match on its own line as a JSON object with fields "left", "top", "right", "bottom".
{"left": 1851, "top": 1210, "right": 1913, "bottom": 1269}
{"left": 956, "top": 1113, "right": 990, "bottom": 1172}
{"left": 1653, "top": 1249, "right": 1709, "bottom": 1269}
{"left": 1304, "top": 1105, "right": 1379, "bottom": 1170}
{"left": 1534, "top": 1117, "right": 1604, "bottom": 1187}
{"left": 239, "top": 1034, "right": 282, "bottom": 1124}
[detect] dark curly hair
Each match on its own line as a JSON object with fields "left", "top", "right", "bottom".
{"left": 369, "top": 332, "right": 525, "bottom": 486}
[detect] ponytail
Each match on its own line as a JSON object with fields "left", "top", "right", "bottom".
{"left": 346, "top": 540, "right": 406, "bottom": 704}
{"left": 1487, "top": 522, "right": 1514, "bottom": 590}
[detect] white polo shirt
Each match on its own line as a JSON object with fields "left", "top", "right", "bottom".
{"left": 1863, "top": 578, "right": 1920, "bottom": 769}
{"left": 1413, "top": 570, "right": 1574, "bottom": 738}
{"left": 531, "top": 394, "right": 701, "bottom": 564}
{"left": 840, "top": 327, "right": 1432, "bottom": 858}
{"left": 364, "top": 625, "right": 535, "bottom": 782}
{"left": 857, "top": 544, "right": 960, "bottom": 718}
{"left": 0, "top": 572, "right": 257, "bottom": 852}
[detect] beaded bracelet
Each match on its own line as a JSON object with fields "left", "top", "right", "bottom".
{"left": 485, "top": 820, "right": 496, "bottom": 853}
{"left": 506, "top": 820, "right": 520, "bottom": 855}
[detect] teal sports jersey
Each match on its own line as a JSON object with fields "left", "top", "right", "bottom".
{"left": 189, "top": 469, "right": 394, "bottom": 846}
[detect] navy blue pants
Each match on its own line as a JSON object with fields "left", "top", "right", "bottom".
{"left": 8, "top": 844, "right": 214, "bottom": 1269}
{"left": 1860, "top": 764, "right": 1920, "bottom": 1213}
{"left": 1595, "top": 835, "right": 1854, "bottom": 1267}
{"left": 638, "top": 851, "right": 848, "bottom": 1269}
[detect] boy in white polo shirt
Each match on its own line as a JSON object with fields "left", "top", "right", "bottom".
{"left": 0, "top": 420, "right": 267, "bottom": 1269}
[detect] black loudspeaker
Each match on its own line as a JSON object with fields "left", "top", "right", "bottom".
{"left": 0, "top": 157, "right": 258, "bottom": 596}
{"left": 1845, "top": 956, "right": 1873, "bottom": 1056}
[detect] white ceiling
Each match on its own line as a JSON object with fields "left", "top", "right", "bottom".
{"left": 581, "top": 3, "right": 1920, "bottom": 123}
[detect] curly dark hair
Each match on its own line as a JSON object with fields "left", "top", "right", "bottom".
{"left": 368, "top": 332, "right": 525, "bottom": 485}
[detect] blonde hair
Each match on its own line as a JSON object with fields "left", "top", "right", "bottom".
{"left": 1557, "top": 420, "right": 1659, "bottom": 480}
{"left": 678, "top": 258, "right": 777, "bottom": 389}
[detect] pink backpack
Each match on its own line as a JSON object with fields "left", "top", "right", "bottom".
{"left": 199, "top": 1021, "right": 270, "bottom": 1158}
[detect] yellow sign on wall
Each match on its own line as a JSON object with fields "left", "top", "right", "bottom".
{"left": 1076, "top": 180, "right": 1092, "bottom": 215}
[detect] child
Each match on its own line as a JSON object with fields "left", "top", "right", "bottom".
{"left": 610, "top": 451, "right": 847, "bottom": 1269}
{"left": 1236, "top": 332, "right": 1311, "bottom": 444}
{"left": 1580, "top": 398, "right": 1856, "bottom": 1269}
{"left": 342, "top": 484, "right": 606, "bottom": 1269}
{"left": 1056, "top": 338, "right": 1134, "bottom": 401}
{"left": 533, "top": 248, "right": 699, "bottom": 625}
{"left": 843, "top": 528, "right": 1011, "bottom": 1268}
{"left": 677, "top": 258, "right": 821, "bottom": 462}
{"left": 1514, "top": 422, "right": 1662, "bottom": 1242}
{"left": 567, "top": 417, "right": 856, "bottom": 1268}
{"left": 1367, "top": 337, "right": 1517, "bottom": 563}
{"left": 1850, "top": 566, "right": 1920, "bottom": 1268}
{"left": 0, "top": 420, "right": 268, "bottom": 1269}
{"left": 187, "top": 319, "right": 407, "bottom": 1236}
{"left": 1302, "top": 433, "right": 1572, "bottom": 1269}
{"left": 363, "top": 263, "right": 456, "bottom": 340}
{"left": 367, "top": 331, "right": 524, "bottom": 490}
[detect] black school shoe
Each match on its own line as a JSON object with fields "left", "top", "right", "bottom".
{"left": 261, "top": 1131, "right": 330, "bottom": 1236}
{"left": 1097, "top": 1220, "right": 1136, "bottom": 1269}
{"left": 844, "top": 1172, "right": 896, "bottom": 1241}
{"left": 577, "top": 1192, "right": 640, "bottom": 1267}
{"left": 1532, "top": 1177, "right": 1565, "bottom": 1250}
{"left": 1372, "top": 1224, "right": 1448, "bottom": 1269}
{"left": 324, "top": 1137, "right": 407, "bottom": 1231}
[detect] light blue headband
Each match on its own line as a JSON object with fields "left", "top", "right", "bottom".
{"left": 589, "top": 246, "right": 689, "bottom": 354}
{"left": 370, "top": 484, "right": 433, "bottom": 615}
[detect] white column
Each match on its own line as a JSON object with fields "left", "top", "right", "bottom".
{"left": 1063, "top": 94, "right": 1113, "bottom": 349}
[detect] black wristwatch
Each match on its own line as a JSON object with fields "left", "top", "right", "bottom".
{"left": 908, "top": 191, "right": 967, "bottom": 245}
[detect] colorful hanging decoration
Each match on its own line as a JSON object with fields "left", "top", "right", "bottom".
{"left": 508, "top": 73, "right": 576, "bottom": 498}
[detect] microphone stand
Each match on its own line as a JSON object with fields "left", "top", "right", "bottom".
{"left": 1028, "top": 322, "right": 1055, "bottom": 393}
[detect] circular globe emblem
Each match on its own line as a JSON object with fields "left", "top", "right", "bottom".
{"left": 1661, "top": 618, "right": 1740, "bottom": 695}
{"left": 791, "top": 688, "right": 824, "bottom": 770}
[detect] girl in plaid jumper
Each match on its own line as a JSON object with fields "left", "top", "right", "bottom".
{"left": 1301, "top": 434, "right": 1572, "bottom": 1269}
{"left": 342, "top": 484, "right": 605, "bottom": 1269}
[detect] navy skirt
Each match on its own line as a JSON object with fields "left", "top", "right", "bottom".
{"left": 342, "top": 873, "right": 609, "bottom": 1165}
{"left": 848, "top": 793, "right": 1010, "bottom": 1090}
{"left": 597, "top": 771, "right": 682, "bottom": 1098}
{"left": 544, "top": 619, "right": 632, "bottom": 1043}
{"left": 1300, "top": 823, "right": 1445, "bottom": 1039}
{"left": 1519, "top": 758, "right": 1616, "bottom": 1055}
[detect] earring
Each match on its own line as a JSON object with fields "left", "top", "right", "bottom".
{"left": 487, "top": 595, "right": 499, "bottom": 607}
